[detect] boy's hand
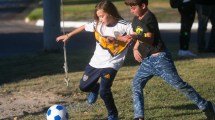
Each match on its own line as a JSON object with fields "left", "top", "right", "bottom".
{"left": 133, "top": 49, "right": 143, "bottom": 63}
{"left": 106, "top": 37, "right": 116, "bottom": 44}
{"left": 129, "top": 34, "right": 138, "bottom": 41}
{"left": 107, "top": 35, "right": 133, "bottom": 43}
{"left": 119, "top": 35, "right": 133, "bottom": 43}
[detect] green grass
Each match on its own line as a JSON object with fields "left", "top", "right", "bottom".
{"left": 1, "top": 0, "right": 214, "bottom": 119}
{"left": 1, "top": 42, "right": 215, "bottom": 119}
{"left": 27, "top": 0, "right": 181, "bottom": 22}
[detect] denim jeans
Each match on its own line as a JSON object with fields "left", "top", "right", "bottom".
{"left": 132, "top": 50, "right": 208, "bottom": 118}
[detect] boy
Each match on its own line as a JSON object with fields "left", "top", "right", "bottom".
{"left": 124, "top": 0, "right": 215, "bottom": 120}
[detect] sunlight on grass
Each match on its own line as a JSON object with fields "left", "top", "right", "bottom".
{"left": 27, "top": 0, "right": 180, "bottom": 22}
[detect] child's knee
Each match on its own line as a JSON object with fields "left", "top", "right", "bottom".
{"left": 99, "top": 89, "right": 111, "bottom": 99}
{"left": 79, "top": 84, "right": 89, "bottom": 92}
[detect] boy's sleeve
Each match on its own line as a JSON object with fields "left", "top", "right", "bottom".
{"left": 146, "top": 16, "right": 159, "bottom": 33}
{"left": 136, "top": 17, "right": 158, "bottom": 45}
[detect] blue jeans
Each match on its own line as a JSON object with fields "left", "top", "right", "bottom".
{"left": 132, "top": 50, "right": 208, "bottom": 118}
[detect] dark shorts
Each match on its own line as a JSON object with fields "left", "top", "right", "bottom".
{"left": 79, "top": 64, "right": 117, "bottom": 92}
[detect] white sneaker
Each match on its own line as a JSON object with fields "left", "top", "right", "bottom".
{"left": 178, "top": 50, "right": 197, "bottom": 57}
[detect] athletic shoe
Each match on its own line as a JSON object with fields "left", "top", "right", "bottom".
{"left": 108, "top": 115, "right": 118, "bottom": 120}
{"left": 87, "top": 92, "right": 98, "bottom": 105}
{"left": 178, "top": 50, "right": 197, "bottom": 57}
{"left": 203, "top": 101, "right": 215, "bottom": 120}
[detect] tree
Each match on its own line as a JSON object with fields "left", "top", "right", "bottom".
{"left": 43, "top": 0, "right": 61, "bottom": 52}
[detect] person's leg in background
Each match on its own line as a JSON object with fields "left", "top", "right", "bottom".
{"left": 196, "top": 4, "right": 210, "bottom": 52}
{"left": 178, "top": 1, "right": 196, "bottom": 57}
{"left": 207, "top": 5, "right": 215, "bottom": 52}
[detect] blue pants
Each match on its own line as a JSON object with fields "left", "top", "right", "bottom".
{"left": 132, "top": 50, "right": 208, "bottom": 118}
{"left": 79, "top": 65, "right": 118, "bottom": 116}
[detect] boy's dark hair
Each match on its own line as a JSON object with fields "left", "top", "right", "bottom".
{"left": 124, "top": 0, "right": 148, "bottom": 6}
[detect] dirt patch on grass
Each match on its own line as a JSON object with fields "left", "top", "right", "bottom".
{"left": 0, "top": 90, "right": 72, "bottom": 119}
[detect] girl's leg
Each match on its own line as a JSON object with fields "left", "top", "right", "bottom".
{"left": 79, "top": 64, "right": 101, "bottom": 92}
{"left": 99, "top": 68, "right": 118, "bottom": 118}
{"left": 155, "top": 51, "right": 208, "bottom": 110}
{"left": 133, "top": 59, "right": 153, "bottom": 119}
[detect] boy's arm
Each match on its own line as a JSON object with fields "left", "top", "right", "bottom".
{"left": 133, "top": 41, "right": 143, "bottom": 63}
{"left": 134, "top": 32, "right": 154, "bottom": 45}
{"left": 116, "top": 35, "right": 132, "bottom": 43}
{"left": 106, "top": 35, "right": 133, "bottom": 44}
{"left": 56, "top": 25, "right": 85, "bottom": 42}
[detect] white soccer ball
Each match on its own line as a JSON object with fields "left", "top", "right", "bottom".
{"left": 46, "top": 104, "right": 69, "bottom": 120}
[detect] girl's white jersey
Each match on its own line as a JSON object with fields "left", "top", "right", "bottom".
{"left": 85, "top": 20, "right": 132, "bottom": 70}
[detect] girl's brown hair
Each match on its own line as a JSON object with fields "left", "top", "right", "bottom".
{"left": 94, "top": 0, "right": 123, "bottom": 23}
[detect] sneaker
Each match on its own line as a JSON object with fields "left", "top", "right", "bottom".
{"left": 203, "top": 101, "right": 215, "bottom": 120}
{"left": 178, "top": 50, "right": 197, "bottom": 57}
{"left": 108, "top": 115, "right": 118, "bottom": 120}
{"left": 87, "top": 92, "right": 98, "bottom": 105}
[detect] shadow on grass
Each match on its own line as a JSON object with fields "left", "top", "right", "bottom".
{"left": 147, "top": 103, "right": 198, "bottom": 111}
{"left": 0, "top": 31, "right": 94, "bottom": 85}
{"left": 0, "top": 30, "right": 214, "bottom": 85}
{"left": 148, "top": 112, "right": 204, "bottom": 120}
{"left": 146, "top": 103, "right": 205, "bottom": 120}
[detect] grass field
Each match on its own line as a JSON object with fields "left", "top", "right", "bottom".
{"left": 1, "top": 42, "right": 215, "bottom": 119}
{"left": 1, "top": 0, "right": 215, "bottom": 119}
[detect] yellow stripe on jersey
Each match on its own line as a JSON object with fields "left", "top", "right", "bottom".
{"left": 94, "top": 31, "right": 128, "bottom": 56}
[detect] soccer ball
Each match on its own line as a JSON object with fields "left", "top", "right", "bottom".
{"left": 46, "top": 104, "right": 69, "bottom": 120}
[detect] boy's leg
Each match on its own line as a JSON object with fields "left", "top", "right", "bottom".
{"left": 155, "top": 51, "right": 208, "bottom": 110}
{"left": 99, "top": 68, "right": 118, "bottom": 119}
{"left": 133, "top": 60, "right": 153, "bottom": 119}
{"left": 203, "top": 101, "right": 215, "bottom": 120}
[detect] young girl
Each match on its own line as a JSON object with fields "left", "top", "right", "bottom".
{"left": 56, "top": 0, "right": 133, "bottom": 119}
{"left": 124, "top": 0, "right": 215, "bottom": 120}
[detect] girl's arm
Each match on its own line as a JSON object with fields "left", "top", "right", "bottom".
{"left": 56, "top": 25, "right": 85, "bottom": 42}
